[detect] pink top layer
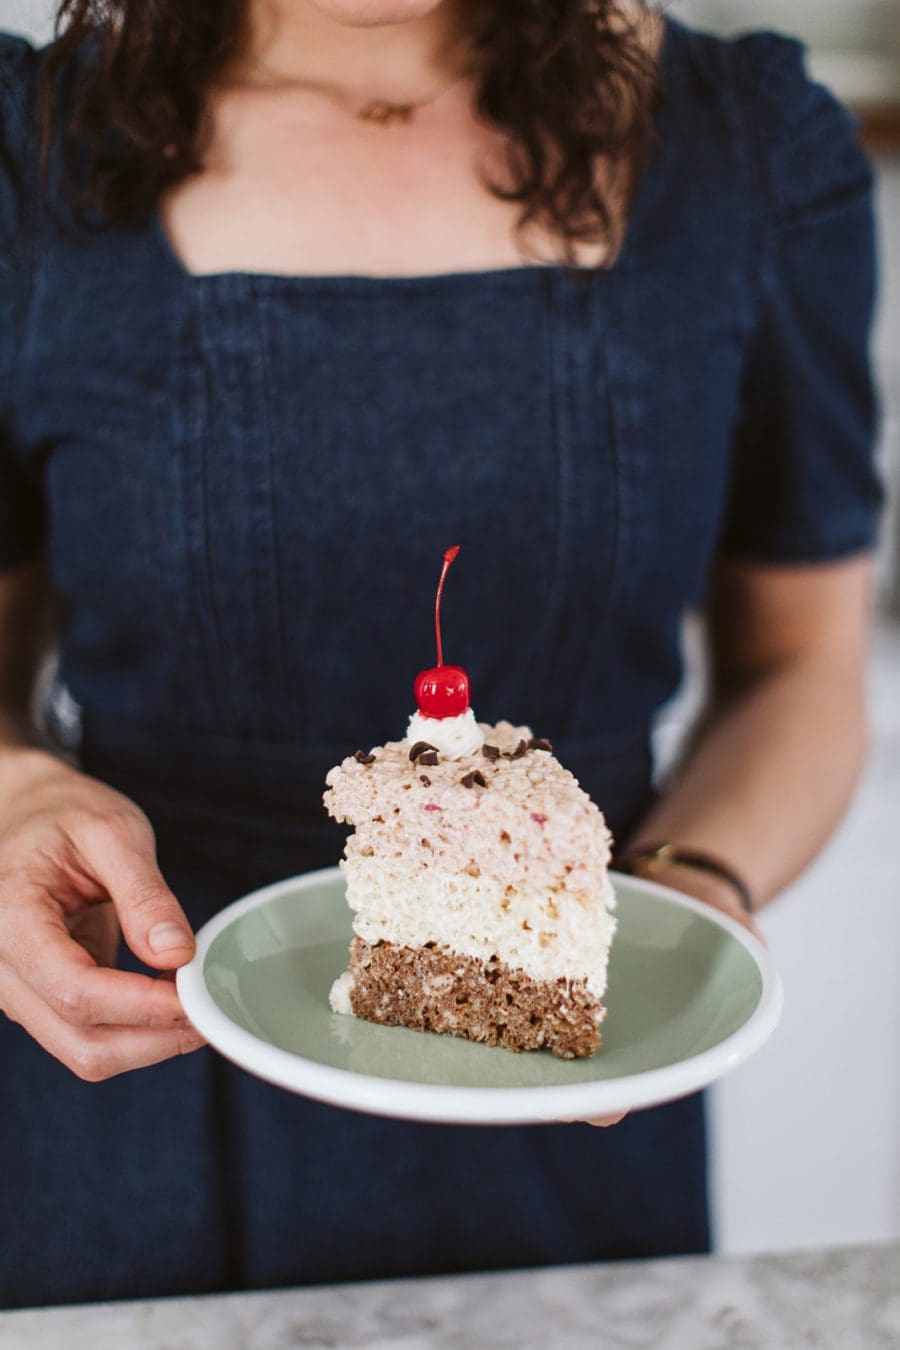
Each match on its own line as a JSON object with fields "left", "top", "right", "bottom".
{"left": 324, "top": 721, "right": 612, "bottom": 895}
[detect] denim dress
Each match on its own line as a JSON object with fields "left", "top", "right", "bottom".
{"left": 0, "top": 18, "right": 882, "bottom": 1306}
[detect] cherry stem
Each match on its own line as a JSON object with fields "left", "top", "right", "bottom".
{"left": 434, "top": 545, "right": 460, "bottom": 668}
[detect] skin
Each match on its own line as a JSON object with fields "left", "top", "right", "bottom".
{"left": 0, "top": 3, "right": 875, "bottom": 1117}
{"left": 159, "top": 0, "right": 626, "bottom": 276}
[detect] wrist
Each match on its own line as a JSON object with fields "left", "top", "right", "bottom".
{"left": 613, "top": 841, "right": 755, "bottom": 917}
{"left": 639, "top": 858, "right": 745, "bottom": 913}
{"left": 0, "top": 744, "right": 71, "bottom": 798}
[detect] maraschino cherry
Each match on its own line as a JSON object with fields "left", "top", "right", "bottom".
{"left": 414, "top": 545, "right": 470, "bottom": 719}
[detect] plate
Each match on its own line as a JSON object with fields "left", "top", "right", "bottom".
{"left": 176, "top": 866, "right": 782, "bottom": 1124}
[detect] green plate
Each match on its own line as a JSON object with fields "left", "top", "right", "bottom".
{"left": 177, "top": 866, "right": 782, "bottom": 1123}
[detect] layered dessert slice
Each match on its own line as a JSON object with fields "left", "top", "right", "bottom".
{"left": 323, "top": 547, "right": 616, "bottom": 1060}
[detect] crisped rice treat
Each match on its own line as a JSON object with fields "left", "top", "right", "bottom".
{"left": 324, "top": 720, "right": 616, "bottom": 1060}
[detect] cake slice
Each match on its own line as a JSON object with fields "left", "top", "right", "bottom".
{"left": 324, "top": 544, "right": 616, "bottom": 1059}
{"left": 324, "top": 719, "right": 616, "bottom": 1059}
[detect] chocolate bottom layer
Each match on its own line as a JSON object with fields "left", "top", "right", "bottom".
{"left": 348, "top": 937, "right": 603, "bottom": 1060}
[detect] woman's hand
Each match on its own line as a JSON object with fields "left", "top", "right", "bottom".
{"left": 0, "top": 747, "right": 205, "bottom": 1080}
{"left": 638, "top": 858, "right": 766, "bottom": 945}
{"left": 572, "top": 1110, "right": 629, "bottom": 1128}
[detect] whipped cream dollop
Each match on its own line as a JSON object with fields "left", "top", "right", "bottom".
{"left": 406, "top": 707, "right": 485, "bottom": 759}
{"left": 329, "top": 970, "right": 355, "bottom": 1016}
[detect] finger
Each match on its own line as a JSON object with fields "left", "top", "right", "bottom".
{"left": 8, "top": 977, "right": 206, "bottom": 1080}
{"left": 64, "top": 1023, "right": 208, "bottom": 1082}
{"left": 10, "top": 907, "right": 192, "bottom": 1028}
{"left": 559, "top": 1112, "right": 629, "bottom": 1128}
{"left": 73, "top": 816, "right": 195, "bottom": 969}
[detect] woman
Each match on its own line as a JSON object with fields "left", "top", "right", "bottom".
{"left": 0, "top": 0, "right": 881, "bottom": 1308}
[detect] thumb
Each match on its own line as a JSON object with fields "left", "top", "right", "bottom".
{"left": 77, "top": 814, "right": 196, "bottom": 970}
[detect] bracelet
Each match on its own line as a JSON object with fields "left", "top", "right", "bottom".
{"left": 613, "top": 842, "right": 755, "bottom": 915}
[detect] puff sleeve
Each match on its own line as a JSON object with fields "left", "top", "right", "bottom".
{"left": 717, "top": 33, "right": 883, "bottom": 563}
{"left": 0, "top": 33, "right": 43, "bottom": 570}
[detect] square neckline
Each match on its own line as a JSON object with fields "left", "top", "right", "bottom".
{"left": 150, "top": 14, "right": 679, "bottom": 291}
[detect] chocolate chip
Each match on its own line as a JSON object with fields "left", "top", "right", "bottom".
{"left": 481, "top": 744, "right": 500, "bottom": 760}
{"left": 461, "top": 769, "right": 488, "bottom": 788}
{"left": 418, "top": 751, "right": 439, "bottom": 766}
{"left": 419, "top": 774, "right": 431, "bottom": 786}
{"left": 528, "top": 737, "right": 553, "bottom": 753}
{"left": 503, "top": 739, "right": 528, "bottom": 759}
{"left": 354, "top": 749, "right": 376, "bottom": 764}
{"left": 409, "top": 741, "right": 437, "bottom": 761}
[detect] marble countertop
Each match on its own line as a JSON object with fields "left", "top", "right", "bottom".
{"left": 1, "top": 1241, "right": 897, "bottom": 1350}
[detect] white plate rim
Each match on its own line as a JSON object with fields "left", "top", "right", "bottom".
{"left": 176, "top": 865, "right": 783, "bottom": 1125}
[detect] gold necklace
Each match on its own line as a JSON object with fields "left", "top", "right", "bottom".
{"left": 355, "top": 99, "right": 419, "bottom": 128}
{"left": 244, "top": 60, "right": 470, "bottom": 127}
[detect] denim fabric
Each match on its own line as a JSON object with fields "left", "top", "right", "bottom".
{"left": 0, "top": 16, "right": 883, "bottom": 1306}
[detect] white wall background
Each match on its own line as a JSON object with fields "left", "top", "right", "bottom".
{"left": 2, "top": 0, "right": 899, "bottom": 1259}
{"left": 0, "top": 0, "right": 49, "bottom": 43}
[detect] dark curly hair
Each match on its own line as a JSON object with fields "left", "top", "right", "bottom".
{"left": 44, "top": 1, "right": 662, "bottom": 264}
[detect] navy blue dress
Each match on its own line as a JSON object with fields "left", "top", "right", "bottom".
{"left": 0, "top": 18, "right": 882, "bottom": 1307}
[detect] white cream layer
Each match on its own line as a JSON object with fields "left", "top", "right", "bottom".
{"left": 405, "top": 708, "right": 485, "bottom": 759}
{"left": 340, "top": 858, "right": 617, "bottom": 999}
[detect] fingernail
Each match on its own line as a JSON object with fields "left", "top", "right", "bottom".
{"left": 148, "top": 922, "right": 193, "bottom": 954}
